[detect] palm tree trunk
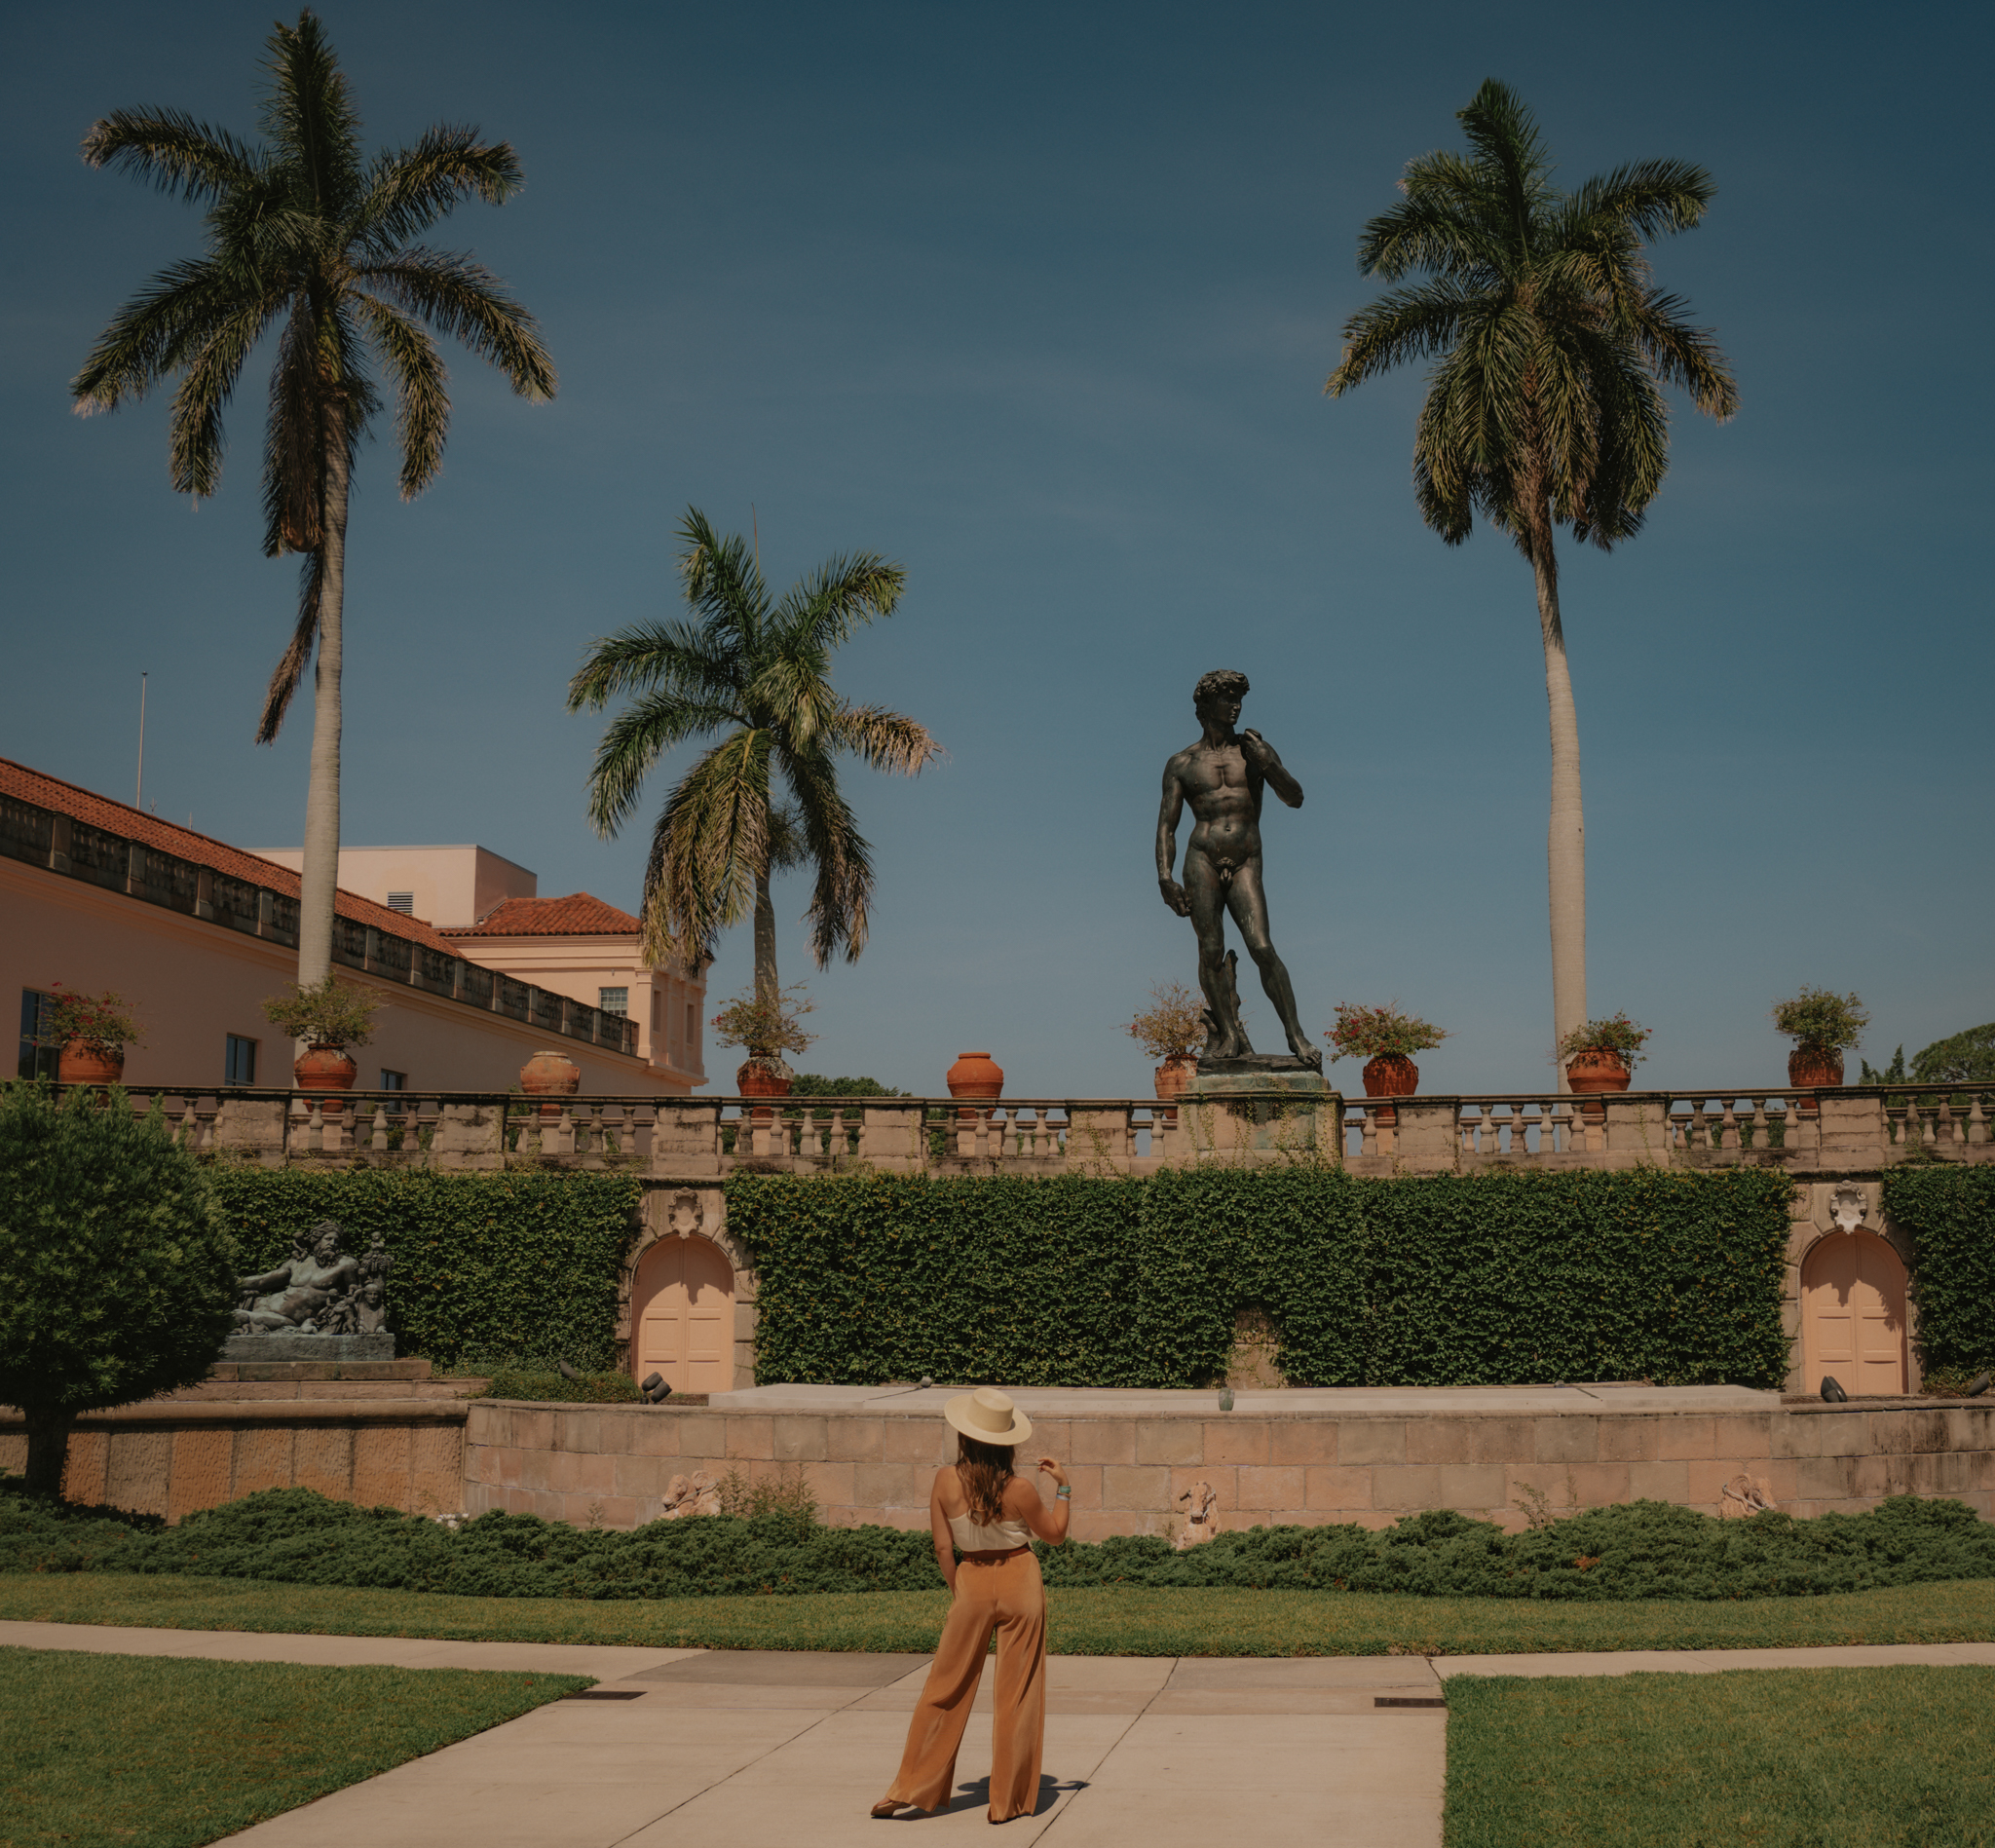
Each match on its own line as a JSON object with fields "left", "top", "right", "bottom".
{"left": 294, "top": 434, "right": 350, "bottom": 991}
{"left": 1528, "top": 512, "right": 1587, "bottom": 1089}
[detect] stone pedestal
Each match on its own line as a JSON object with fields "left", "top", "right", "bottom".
{"left": 221, "top": 1332, "right": 395, "bottom": 1363}
{"left": 1186, "top": 1067, "right": 1334, "bottom": 1158}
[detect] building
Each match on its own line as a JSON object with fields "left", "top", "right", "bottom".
{"left": 2, "top": 759, "right": 705, "bottom": 1093}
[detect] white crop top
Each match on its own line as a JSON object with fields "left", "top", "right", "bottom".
{"left": 948, "top": 1511, "right": 1033, "bottom": 1552}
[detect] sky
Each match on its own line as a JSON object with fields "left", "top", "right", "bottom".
{"left": 3, "top": 0, "right": 1990, "bottom": 1097}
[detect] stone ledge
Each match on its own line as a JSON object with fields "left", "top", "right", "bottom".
{"left": 0, "top": 1399, "right": 470, "bottom": 1429}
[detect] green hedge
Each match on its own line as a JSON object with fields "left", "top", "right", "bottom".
{"left": 732, "top": 1167, "right": 1795, "bottom": 1388}
{"left": 1883, "top": 1166, "right": 1995, "bottom": 1374}
{"left": 203, "top": 1171, "right": 642, "bottom": 1371}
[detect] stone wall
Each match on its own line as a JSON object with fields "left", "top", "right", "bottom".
{"left": 460, "top": 1397, "right": 1995, "bottom": 1538}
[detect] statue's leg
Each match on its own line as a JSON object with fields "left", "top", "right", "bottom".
{"left": 1186, "top": 850, "right": 1250, "bottom": 1058}
{"left": 1227, "top": 863, "right": 1321, "bottom": 1067}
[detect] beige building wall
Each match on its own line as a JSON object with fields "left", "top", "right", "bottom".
{"left": 250, "top": 845, "right": 536, "bottom": 928}
{"left": 3, "top": 858, "right": 675, "bottom": 1094}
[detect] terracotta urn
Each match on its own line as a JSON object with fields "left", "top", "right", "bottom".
{"left": 946, "top": 1050, "right": 1004, "bottom": 1101}
{"left": 1153, "top": 1055, "right": 1196, "bottom": 1102}
{"left": 519, "top": 1048, "right": 582, "bottom": 1116}
{"left": 1361, "top": 1054, "right": 1419, "bottom": 1099}
{"left": 56, "top": 1041, "right": 125, "bottom": 1086}
{"left": 294, "top": 1045, "right": 358, "bottom": 1092}
{"left": 1788, "top": 1049, "right": 1844, "bottom": 1088}
{"left": 1565, "top": 1049, "right": 1632, "bottom": 1095}
{"left": 735, "top": 1058, "right": 793, "bottom": 1100}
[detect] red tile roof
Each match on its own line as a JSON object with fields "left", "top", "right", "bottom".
{"left": 442, "top": 893, "right": 641, "bottom": 937}
{"left": 1, "top": 758, "right": 463, "bottom": 958}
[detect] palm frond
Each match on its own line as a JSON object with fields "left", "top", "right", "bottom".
{"left": 79, "top": 108, "right": 262, "bottom": 203}
{"left": 166, "top": 293, "right": 279, "bottom": 498}
{"left": 70, "top": 259, "right": 268, "bottom": 414}
{"left": 356, "top": 248, "right": 555, "bottom": 399}
{"left": 825, "top": 705, "right": 943, "bottom": 776}
{"left": 581, "top": 693, "right": 751, "bottom": 838}
{"left": 255, "top": 544, "right": 326, "bottom": 743}
{"left": 354, "top": 293, "right": 449, "bottom": 497}
{"left": 771, "top": 551, "right": 907, "bottom": 662}
{"left": 1327, "top": 281, "right": 1484, "bottom": 396}
{"left": 567, "top": 619, "right": 745, "bottom": 713}
{"left": 355, "top": 127, "right": 524, "bottom": 251}
{"left": 259, "top": 11, "right": 365, "bottom": 219}
{"left": 642, "top": 731, "right": 771, "bottom": 969}
{"left": 783, "top": 749, "right": 874, "bottom": 967}
{"left": 676, "top": 509, "right": 767, "bottom": 647}
{"left": 1560, "top": 161, "right": 1716, "bottom": 246}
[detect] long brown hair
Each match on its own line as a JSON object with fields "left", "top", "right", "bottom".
{"left": 955, "top": 1435, "right": 1016, "bottom": 1525}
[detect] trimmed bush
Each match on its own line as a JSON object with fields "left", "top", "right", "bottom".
{"left": 4, "top": 1487, "right": 1989, "bottom": 1603}
{"left": 733, "top": 1167, "right": 1795, "bottom": 1389}
{"left": 202, "top": 1171, "right": 642, "bottom": 1371}
{"left": 1883, "top": 1166, "right": 1995, "bottom": 1375}
{"left": 479, "top": 1370, "right": 642, "bottom": 1405}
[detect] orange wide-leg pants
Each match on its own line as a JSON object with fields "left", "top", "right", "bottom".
{"left": 881, "top": 1548, "right": 1047, "bottom": 1822}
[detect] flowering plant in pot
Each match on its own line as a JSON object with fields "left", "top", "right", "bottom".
{"left": 1125, "top": 980, "right": 1205, "bottom": 1100}
{"left": 1324, "top": 1002, "right": 1449, "bottom": 1098}
{"left": 711, "top": 983, "right": 816, "bottom": 1098}
{"left": 261, "top": 976, "right": 380, "bottom": 1092}
{"left": 42, "top": 984, "right": 144, "bottom": 1084}
{"left": 1773, "top": 987, "right": 1866, "bottom": 1088}
{"left": 1556, "top": 1013, "right": 1650, "bottom": 1094}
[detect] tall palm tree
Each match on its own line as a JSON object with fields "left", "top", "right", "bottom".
{"left": 1327, "top": 80, "right": 1736, "bottom": 1077}
{"left": 72, "top": 10, "right": 555, "bottom": 987}
{"left": 568, "top": 509, "right": 941, "bottom": 1035}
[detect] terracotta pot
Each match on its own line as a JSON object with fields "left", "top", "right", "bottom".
{"left": 1361, "top": 1054, "right": 1420, "bottom": 1099}
{"left": 736, "top": 1058, "right": 793, "bottom": 1099}
{"left": 56, "top": 1041, "right": 125, "bottom": 1086}
{"left": 1565, "top": 1049, "right": 1632, "bottom": 1095}
{"left": 294, "top": 1045, "right": 358, "bottom": 1092}
{"left": 1788, "top": 1049, "right": 1844, "bottom": 1088}
{"left": 520, "top": 1048, "right": 582, "bottom": 1116}
{"left": 1153, "top": 1056, "right": 1196, "bottom": 1102}
{"left": 946, "top": 1050, "right": 1004, "bottom": 1101}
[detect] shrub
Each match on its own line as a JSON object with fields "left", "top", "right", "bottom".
{"left": 730, "top": 1167, "right": 1794, "bottom": 1389}
{"left": 1910, "top": 1024, "right": 1995, "bottom": 1085}
{"left": 201, "top": 1170, "right": 641, "bottom": 1370}
{"left": 479, "top": 1370, "right": 641, "bottom": 1405}
{"left": 1126, "top": 982, "right": 1207, "bottom": 1062}
{"left": 1772, "top": 987, "right": 1868, "bottom": 1055}
{"left": 1325, "top": 1002, "right": 1449, "bottom": 1063}
{"left": 1555, "top": 1013, "right": 1651, "bottom": 1066}
{"left": 0, "top": 1085, "right": 238, "bottom": 1493}
{"left": 39, "top": 985, "right": 145, "bottom": 1057}
{"left": 260, "top": 975, "right": 380, "bottom": 1049}
{"left": 1882, "top": 1166, "right": 1995, "bottom": 1377}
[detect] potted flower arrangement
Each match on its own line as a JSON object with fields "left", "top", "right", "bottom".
{"left": 1125, "top": 980, "right": 1206, "bottom": 1101}
{"left": 1555, "top": 1013, "right": 1651, "bottom": 1096}
{"left": 42, "top": 985, "right": 144, "bottom": 1085}
{"left": 1324, "top": 1002, "right": 1449, "bottom": 1100}
{"left": 710, "top": 984, "right": 816, "bottom": 1098}
{"left": 261, "top": 976, "right": 381, "bottom": 1094}
{"left": 1773, "top": 987, "right": 1867, "bottom": 1089}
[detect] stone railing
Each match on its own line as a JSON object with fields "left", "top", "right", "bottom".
{"left": 3, "top": 791, "right": 637, "bottom": 1058}
{"left": 71, "top": 1080, "right": 1995, "bottom": 1176}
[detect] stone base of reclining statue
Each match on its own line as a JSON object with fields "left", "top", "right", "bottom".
{"left": 221, "top": 1331, "right": 396, "bottom": 1362}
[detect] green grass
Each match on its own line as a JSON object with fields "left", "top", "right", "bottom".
{"left": 1446, "top": 1665, "right": 1995, "bottom": 1846}
{"left": 3, "top": 1570, "right": 1993, "bottom": 1657}
{"left": 0, "top": 1645, "right": 585, "bottom": 1848}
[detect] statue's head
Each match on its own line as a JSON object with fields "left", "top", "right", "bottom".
{"left": 359, "top": 1277, "right": 385, "bottom": 1305}
{"left": 1193, "top": 669, "right": 1249, "bottom": 722}
{"left": 308, "top": 1220, "right": 344, "bottom": 1262}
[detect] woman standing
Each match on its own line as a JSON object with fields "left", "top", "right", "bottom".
{"left": 873, "top": 1387, "right": 1071, "bottom": 1824}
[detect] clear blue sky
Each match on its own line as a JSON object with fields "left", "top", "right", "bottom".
{"left": 3, "top": 0, "right": 1989, "bottom": 1095}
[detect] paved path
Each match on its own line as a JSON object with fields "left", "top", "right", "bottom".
{"left": 9, "top": 1623, "right": 1995, "bottom": 1847}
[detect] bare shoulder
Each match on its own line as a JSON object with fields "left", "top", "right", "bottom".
{"left": 1162, "top": 742, "right": 1200, "bottom": 784}
{"left": 932, "top": 1464, "right": 963, "bottom": 1508}
{"left": 1001, "top": 1473, "right": 1042, "bottom": 1513}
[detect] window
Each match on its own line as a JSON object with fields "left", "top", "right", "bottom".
{"left": 18, "top": 990, "right": 56, "bottom": 1081}
{"left": 224, "top": 1035, "right": 258, "bottom": 1086}
{"left": 379, "top": 1069, "right": 407, "bottom": 1091}
{"left": 599, "top": 987, "right": 628, "bottom": 1017}
{"left": 386, "top": 891, "right": 414, "bottom": 915}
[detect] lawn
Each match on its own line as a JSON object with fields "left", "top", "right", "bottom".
{"left": 0, "top": 1645, "right": 584, "bottom": 1848}
{"left": 3, "top": 1569, "right": 1992, "bottom": 1657}
{"left": 1445, "top": 1665, "right": 1995, "bottom": 1846}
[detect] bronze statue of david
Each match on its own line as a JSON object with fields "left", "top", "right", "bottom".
{"left": 1155, "top": 669, "right": 1321, "bottom": 1070}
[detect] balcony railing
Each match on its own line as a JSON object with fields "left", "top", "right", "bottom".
{"left": 62, "top": 1081, "right": 1995, "bottom": 1176}
{"left": 3, "top": 792, "right": 639, "bottom": 1059}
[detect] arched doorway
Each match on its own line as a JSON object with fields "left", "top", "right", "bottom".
{"left": 631, "top": 1236, "right": 734, "bottom": 1395}
{"left": 1801, "top": 1231, "right": 1908, "bottom": 1395}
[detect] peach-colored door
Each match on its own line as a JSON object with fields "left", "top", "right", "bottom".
{"left": 632, "top": 1237, "right": 734, "bottom": 1394}
{"left": 1801, "top": 1231, "right": 1907, "bottom": 1395}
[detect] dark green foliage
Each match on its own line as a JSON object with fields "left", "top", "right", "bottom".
{"left": 1910, "top": 1024, "right": 1995, "bottom": 1084}
{"left": 790, "top": 1075, "right": 909, "bottom": 1098}
{"left": 479, "top": 1370, "right": 641, "bottom": 1404}
{"left": 1883, "top": 1166, "right": 1995, "bottom": 1375}
{"left": 6, "top": 1487, "right": 1989, "bottom": 1603}
{"left": 201, "top": 1171, "right": 641, "bottom": 1370}
{"left": 0, "top": 1084, "right": 238, "bottom": 1424}
{"left": 733, "top": 1167, "right": 1794, "bottom": 1389}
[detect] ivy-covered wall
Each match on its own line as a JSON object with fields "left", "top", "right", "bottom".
{"left": 204, "top": 1170, "right": 643, "bottom": 1370}
{"left": 730, "top": 1166, "right": 1796, "bottom": 1389}
{"left": 1883, "top": 1166, "right": 1995, "bottom": 1374}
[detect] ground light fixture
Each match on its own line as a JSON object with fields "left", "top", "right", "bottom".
{"left": 1821, "top": 1377, "right": 1849, "bottom": 1403}
{"left": 640, "top": 1372, "right": 671, "bottom": 1404}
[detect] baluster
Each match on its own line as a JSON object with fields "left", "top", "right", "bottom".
{"left": 1750, "top": 1096, "right": 1768, "bottom": 1151}
{"left": 370, "top": 1102, "right": 390, "bottom": 1153}
{"left": 1937, "top": 1096, "right": 1958, "bottom": 1147}
{"left": 1888, "top": 1100, "right": 1910, "bottom": 1151}
{"left": 1359, "top": 1106, "right": 1378, "bottom": 1157}
{"left": 1716, "top": 1097, "right": 1738, "bottom": 1153}
{"left": 1970, "top": 1095, "right": 1988, "bottom": 1147}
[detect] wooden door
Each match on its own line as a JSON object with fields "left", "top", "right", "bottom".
{"left": 1802, "top": 1231, "right": 1907, "bottom": 1395}
{"left": 632, "top": 1237, "right": 734, "bottom": 1395}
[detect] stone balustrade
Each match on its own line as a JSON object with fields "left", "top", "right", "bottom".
{"left": 74, "top": 1080, "right": 1995, "bottom": 1177}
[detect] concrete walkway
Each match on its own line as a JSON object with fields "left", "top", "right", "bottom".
{"left": 8, "top": 1622, "right": 1995, "bottom": 1847}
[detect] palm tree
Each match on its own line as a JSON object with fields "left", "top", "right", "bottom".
{"left": 1326, "top": 81, "right": 1736, "bottom": 1077}
{"left": 72, "top": 10, "right": 555, "bottom": 987}
{"left": 568, "top": 509, "right": 941, "bottom": 1046}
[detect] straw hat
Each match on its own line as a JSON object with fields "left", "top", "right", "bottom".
{"left": 943, "top": 1386, "right": 1033, "bottom": 1448}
